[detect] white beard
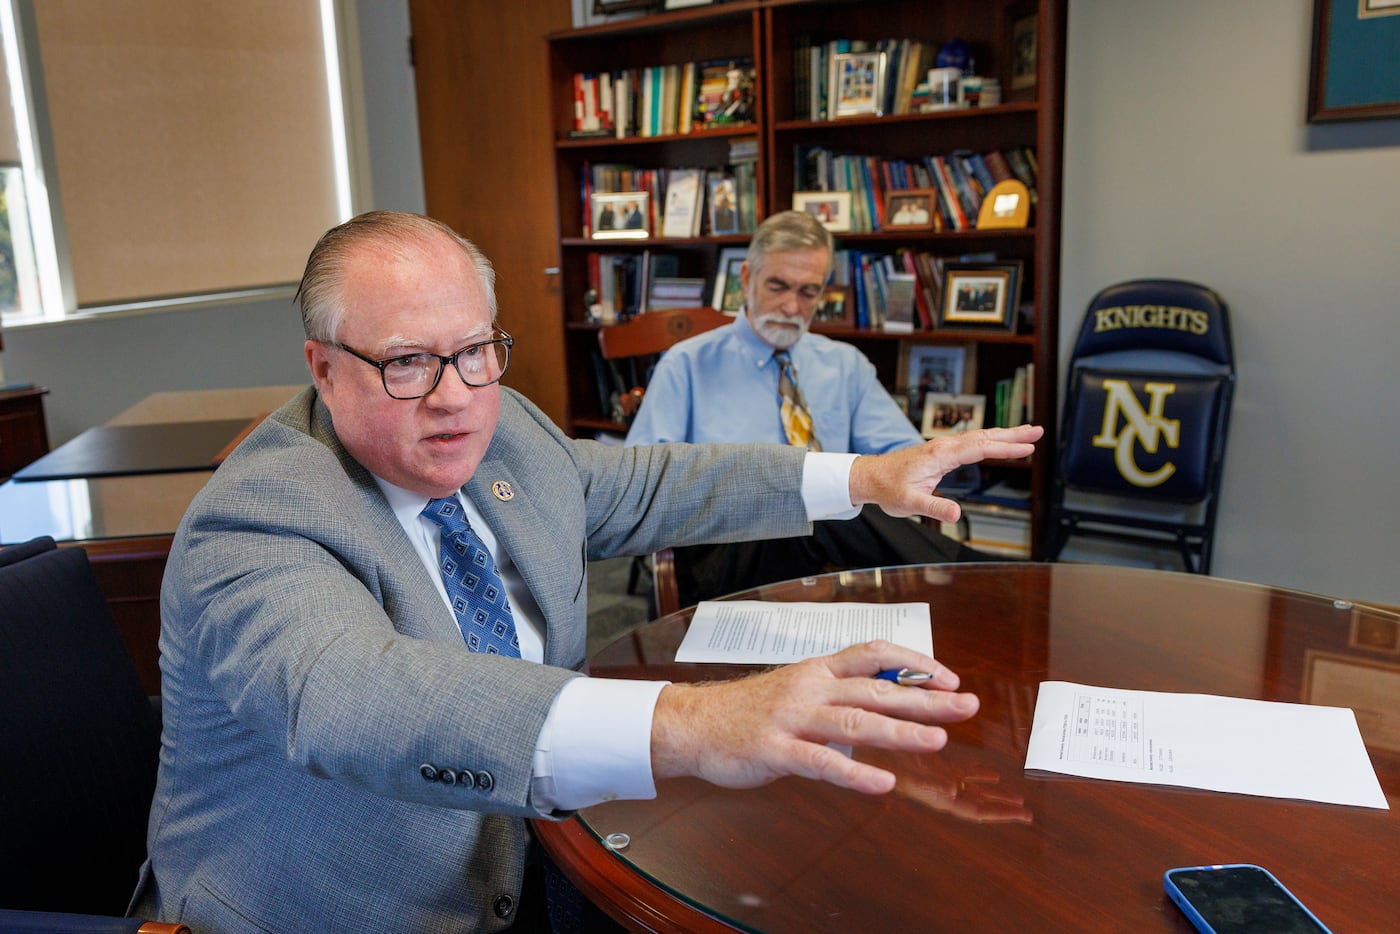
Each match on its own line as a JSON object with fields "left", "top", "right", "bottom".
{"left": 753, "top": 313, "right": 809, "bottom": 349}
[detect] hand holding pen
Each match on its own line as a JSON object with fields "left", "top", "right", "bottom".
{"left": 877, "top": 667, "right": 935, "bottom": 687}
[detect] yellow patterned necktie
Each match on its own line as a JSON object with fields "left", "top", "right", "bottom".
{"left": 775, "top": 350, "right": 821, "bottom": 452}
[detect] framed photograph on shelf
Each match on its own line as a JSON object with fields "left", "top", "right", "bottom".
{"left": 831, "top": 50, "right": 888, "bottom": 118}
{"left": 939, "top": 261, "right": 1023, "bottom": 331}
{"left": 710, "top": 247, "right": 748, "bottom": 312}
{"left": 813, "top": 287, "right": 851, "bottom": 326}
{"left": 884, "top": 189, "right": 936, "bottom": 231}
{"left": 898, "top": 342, "right": 974, "bottom": 421}
{"left": 1308, "top": 0, "right": 1400, "bottom": 122}
{"left": 591, "top": 191, "right": 650, "bottom": 240}
{"left": 707, "top": 173, "right": 740, "bottom": 235}
{"left": 921, "top": 393, "right": 986, "bottom": 439}
{"left": 1010, "top": 7, "right": 1038, "bottom": 96}
{"left": 793, "top": 190, "right": 852, "bottom": 232}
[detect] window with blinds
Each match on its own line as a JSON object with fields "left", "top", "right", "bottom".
{"left": 1, "top": 0, "right": 352, "bottom": 321}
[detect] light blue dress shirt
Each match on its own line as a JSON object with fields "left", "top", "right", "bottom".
{"left": 624, "top": 310, "right": 921, "bottom": 454}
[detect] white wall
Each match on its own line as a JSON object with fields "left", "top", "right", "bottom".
{"left": 1061, "top": 0, "right": 1400, "bottom": 605}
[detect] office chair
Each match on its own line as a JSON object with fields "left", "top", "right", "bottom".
{"left": 1045, "top": 279, "right": 1234, "bottom": 573}
{"left": 597, "top": 306, "right": 734, "bottom": 616}
{"left": 0, "top": 537, "right": 188, "bottom": 934}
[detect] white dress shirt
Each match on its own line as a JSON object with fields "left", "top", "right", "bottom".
{"left": 375, "top": 450, "right": 860, "bottom": 810}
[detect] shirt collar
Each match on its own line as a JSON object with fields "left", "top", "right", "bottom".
{"left": 375, "top": 475, "right": 440, "bottom": 528}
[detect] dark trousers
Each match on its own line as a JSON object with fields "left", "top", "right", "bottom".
{"left": 511, "top": 837, "right": 627, "bottom": 933}
{"left": 673, "top": 505, "right": 1000, "bottom": 608}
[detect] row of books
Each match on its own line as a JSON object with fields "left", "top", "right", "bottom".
{"left": 938, "top": 478, "right": 1033, "bottom": 558}
{"left": 792, "top": 36, "right": 943, "bottom": 121}
{"left": 589, "top": 251, "right": 671, "bottom": 321}
{"left": 568, "top": 59, "right": 756, "bottom": 140}
{"left": 992, "top": 364, "right": 1034, "bottom": 429}
{"left": 942, "top": 501, "right": 1032, "bottom": 557}
{"left": 582, "top": 155, "right": 758, "bottom": 238}
{"left": 822, "top": 248, "right": 1003, "bottom": 330}
{"left": 794, "top": 144, "right": 1039, "bottom": 232}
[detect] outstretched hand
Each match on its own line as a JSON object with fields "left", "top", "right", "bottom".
{"left": 650, "top": 640, "right": 979, "bottom": 795}
{"left": 848, "top": 424, "right": 1043, "bottom": 522}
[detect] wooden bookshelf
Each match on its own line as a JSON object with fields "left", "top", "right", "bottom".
{"left": 546, "top": 0, "right": 1065, "bottom": 556}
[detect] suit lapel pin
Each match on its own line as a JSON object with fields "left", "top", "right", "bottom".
{"left": 491, "top": 480, "right": 514, "bottom": 502}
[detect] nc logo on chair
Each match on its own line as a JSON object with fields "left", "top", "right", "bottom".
{"left": 1090, "top": 379, "right": 1180, "bottom": 487}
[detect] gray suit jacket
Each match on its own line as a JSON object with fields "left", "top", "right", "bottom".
{"left": 134, "top": 387, "right": 808, "bottom": 932}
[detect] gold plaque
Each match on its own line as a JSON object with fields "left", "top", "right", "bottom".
{"left": 976, "top": 179, "right": 1030, "bottom": 229}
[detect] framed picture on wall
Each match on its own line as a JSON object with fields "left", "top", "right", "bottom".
{"left": 1308, "top": 0, "right": 1400, "bottom": 121}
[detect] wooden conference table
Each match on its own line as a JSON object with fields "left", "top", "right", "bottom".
{"left": 536, "top": 563, "right": 1400, "bottom": 933}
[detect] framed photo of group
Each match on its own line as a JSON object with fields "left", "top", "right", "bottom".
{"left": 883, "top": 189, "right": 936, "bottom": 230}
{"left": 921, "top": 393, "right": 987, "bottom": 439}
{"left": 938, "top": 261, "right": 1023, "bottom": 331}
{"left": 591, "top": 191, "right": 649, "bottom": 240}
{"left": 897, "top": 342, "right": 975, "bottom": 426}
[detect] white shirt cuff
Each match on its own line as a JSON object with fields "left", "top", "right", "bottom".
{"left": 802, "top": 451, "right": 861, "bottom": 520}
{"left": 531, "top": 676, "right": 668, "bottom": 812}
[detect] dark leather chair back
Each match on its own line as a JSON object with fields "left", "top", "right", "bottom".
{"left": 0, "top": 538, "right": 162, "bottom": 919}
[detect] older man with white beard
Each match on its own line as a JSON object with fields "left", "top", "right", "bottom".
{"left": 626, "top": 210, "right": 918, "bottom": 453}
{"left": 625, "top": 210, "right": 995, "bottom": 607}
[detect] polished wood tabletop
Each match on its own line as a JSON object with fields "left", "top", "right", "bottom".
{"left": 536, "top": 563, "right": 1400, "bottom": 933}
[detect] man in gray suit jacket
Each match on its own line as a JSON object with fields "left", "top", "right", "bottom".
{"left": 133, "top": 211, "right": 1040, "bottom": 932}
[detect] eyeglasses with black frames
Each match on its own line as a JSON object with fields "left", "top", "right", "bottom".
{"left": 333, "top": 330, "right": 514, "bottom": 400}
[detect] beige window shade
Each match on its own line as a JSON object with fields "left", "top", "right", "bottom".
{"left": 33, "top": 0, "right": 339, "bottom": 306}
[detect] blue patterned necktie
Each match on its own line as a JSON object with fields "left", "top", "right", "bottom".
{"left": 422, "top": 497, "right": 520, "bottom": 657}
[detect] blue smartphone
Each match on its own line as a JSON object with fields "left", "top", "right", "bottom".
{"left": 1163, "top": 864, "right": 1331, "bottom": 934}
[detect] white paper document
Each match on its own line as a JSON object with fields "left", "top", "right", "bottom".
{"left": 1025, "top": 681, "right": 1388, "bottom": 809}
{"left": 675, "top": 601, "right": 933, "bottom": 665}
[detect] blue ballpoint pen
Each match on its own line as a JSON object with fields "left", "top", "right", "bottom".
{"left": 875, "top": 668, "right": 934, "bottom": 686}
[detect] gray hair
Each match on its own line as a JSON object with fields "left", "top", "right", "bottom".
{"left": 295, "top": 211, "right": 498, "bottom": 343}
{"left": 744, "top": 210, "right": 834, "bottom": 277}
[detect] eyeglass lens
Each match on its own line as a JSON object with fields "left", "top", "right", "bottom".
{"left": 382, "top": 339, "right": 510, "bottom": 398}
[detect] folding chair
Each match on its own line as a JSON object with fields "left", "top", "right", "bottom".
{"left": 1045, "top": 279, "right": 1235, "bottom": 573}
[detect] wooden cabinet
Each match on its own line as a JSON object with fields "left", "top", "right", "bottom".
{"left": 0, "top": 385, "right": 50, "bottom": 480}
{"left": 547, "top": 0, "right": 1065, "bottom": 556}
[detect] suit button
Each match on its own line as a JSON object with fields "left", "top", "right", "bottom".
{"left": 475, "top": 770, "right": 495, "bottom": 792}
{"left": 493, "top": 893, "right": 514, "bottom": 919}
{"left": 419, "top": 763, "right": 439, "bottom": 782}
{"left": 456, "top": 769, "right": 477, "bottom": 789}
{"left": 438, "top": 768, "right": 458, "bottom": 786}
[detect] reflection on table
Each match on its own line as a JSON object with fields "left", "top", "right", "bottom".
{"left": 536, "top": 563, "right": 1400, "bottom": 933}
